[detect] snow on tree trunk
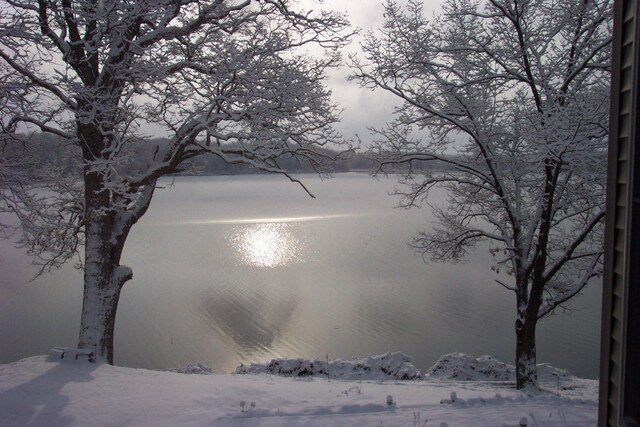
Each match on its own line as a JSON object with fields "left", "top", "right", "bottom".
{"left": 77, "top": 258, "right": 129, "bottom": 364}
{"left": 77, "top": 200, "right": 130, "bottom": 363}
{"left": 77, "top": 169, "right": 135, "bottom": 364}
{"left": 515, "top": 318, "right": 538, "bottom": 389}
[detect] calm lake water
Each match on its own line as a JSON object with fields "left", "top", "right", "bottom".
{"left": 0, "top": 174, "right": 601, "bottom": 378}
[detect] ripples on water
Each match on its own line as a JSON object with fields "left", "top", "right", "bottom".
{"left": 0, "top": 174, "right": 602, "bottom": 378}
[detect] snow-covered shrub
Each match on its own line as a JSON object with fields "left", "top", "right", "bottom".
{"left": 235, "top": 352, "right": 424, "bottom": 380}
{"left": 170, "top": 363, "right": 213, "bottom": 375}
{"left": 427, "top": 353, "right": 514, "bottom": 381}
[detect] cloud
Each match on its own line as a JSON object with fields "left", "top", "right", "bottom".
{"left": 297, "top": 0, "right": 443, "bottom": 145}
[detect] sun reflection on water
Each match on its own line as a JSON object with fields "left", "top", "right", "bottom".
{"left": 229, "top": 223, "right": 301, "bottom": 268}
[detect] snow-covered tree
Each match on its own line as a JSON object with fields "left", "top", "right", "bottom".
{"left": 351, "top": 0, "right": 611, "bottom": 389}
{"left": 0, "top": 0, "right": 351, "bottom": 364}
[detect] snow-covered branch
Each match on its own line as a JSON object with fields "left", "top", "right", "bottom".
{"left": 352, "top": 0, "right": 611, "bottom": 389}
{"left": 0, "top": 50, "right": 77, "bottom": 109}
{"left": 537, "top": 252, "right": 602, "bottom": 319}
{"left": 1, "top": 0, "right": 353, "bottom": 362}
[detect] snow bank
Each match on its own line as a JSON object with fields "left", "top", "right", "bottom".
{"left": 232, "top": 352, "right": 597, "bottom": 401}
{"left": 426, "top": 352, "right": 580, "bottom": 382}
{"left": 426, "top": 353, "right": 598, "bottom": 400}
{"left": 234, "top": 352, "right": 424, "bottom": 380}
{"left": 170, "top": 363, "right": 213, "bottom": 375}
{"left": 0, "top": 354, "right": 599, "bottom": 426}
{"left": 426, "top": 352, "right": 514, "bottom": 381}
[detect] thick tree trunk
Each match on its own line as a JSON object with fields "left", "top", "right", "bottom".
{"left": 77, "top": 218, "right": 132, "bottom": 364}
{"left": 76, "top": 161, "right": 134, "bottom": 364}
{"left": 515, "top": 317, "right": 538, "bottom": 389}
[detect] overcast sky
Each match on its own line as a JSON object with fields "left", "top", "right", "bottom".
{"left": 299, "top": 0, "right": 443, "bottom": 144}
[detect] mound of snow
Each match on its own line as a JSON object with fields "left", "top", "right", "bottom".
{"left": 536, "top": 363, "right": 574, "bottom": 382}
{"left": 426, "top": 353, "right": 514, "bottom": 381}
{"left": 170, "top": 363, "right": 213, "bottom": 375}
{"left": 0, "top": 355, "right": 599, "bottom": 426}
{"left": 424, "top": 353, "right": 596, "bottom": 399}
{"left": 235, "top": 352, "right": 424, "bottom": 380}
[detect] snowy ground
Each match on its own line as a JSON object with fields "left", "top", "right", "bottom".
{"left": 0, "top": 352, "right": 598, "bottom": 426}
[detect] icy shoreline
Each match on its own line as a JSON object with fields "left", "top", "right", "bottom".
{"left": 0, "top": 352, "right": 598, "bottom": 426}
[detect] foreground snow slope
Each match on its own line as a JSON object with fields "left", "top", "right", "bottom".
{"left": 0, "top": 355, "right": 597, "bottom": 426}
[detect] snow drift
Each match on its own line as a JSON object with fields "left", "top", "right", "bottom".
{"left": 234, "top": 351, "right": 424, "bottom": 380}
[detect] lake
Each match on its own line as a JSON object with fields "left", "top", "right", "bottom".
{"left": 0, "top": 174, "right": 601, "bottom": 378}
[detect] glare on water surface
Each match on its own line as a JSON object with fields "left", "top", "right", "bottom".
{"left": 0, "top": 175, "right": 602, "bottom": 379}
{"left": 230, "top": 222, "right": 300, "bottom": 268}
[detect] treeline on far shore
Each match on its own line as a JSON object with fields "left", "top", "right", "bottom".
{"left": 4, "top": 133, "right": 454, "bottom": 177}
